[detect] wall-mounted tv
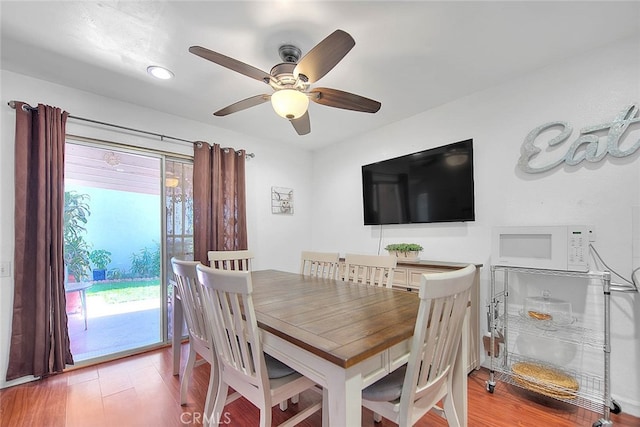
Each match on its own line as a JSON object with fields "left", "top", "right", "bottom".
{"left": 362, "top": 139, "right": 475, "bottom": 225}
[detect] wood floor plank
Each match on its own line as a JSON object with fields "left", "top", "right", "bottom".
{"left": 65, "top": 366, "right": 99, "bottom": 386}
{"left": 97, "top": 368, "right": 134, "bottom": 398}
{"left": 0, "top": 375, "right": 68, "bottom": 427}
{"left": 65, "top": 379, "right": 106, "bottom": 427}
{"left": 101, "top": 387, "right": 143, "bottom": 426}
{"left": 1, "top": 345, "right": 638, "bottom": 426}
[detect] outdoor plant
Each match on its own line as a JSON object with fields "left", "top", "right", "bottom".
{"left": 106, "top": 268, "right": 126, "bottom": 280}
{"left": 64, "top": 191, "right": 92, "bottom": 281}
{"left": 89, "top": 249, "right": 112, "bottom": 270}
{"left": 64, "top": 235, "right": 91, "bottom": 281}
{"left": 130, "top": 242, "right": 161, "bottom": 278}
{"left": 384, "top": 243, "right": 423, "bottom": 253}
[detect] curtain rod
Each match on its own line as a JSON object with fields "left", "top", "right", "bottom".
{"left": 7, "top": 100, "right": 255, "bottom": 159}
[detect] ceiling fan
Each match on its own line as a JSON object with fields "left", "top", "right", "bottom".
{"left": 189, "top": 29, "right": 381, "bottom": 136}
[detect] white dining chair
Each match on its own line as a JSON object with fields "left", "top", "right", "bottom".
{"left": 196, "top": 264, "right": 322, "bottom": 427}
{"left": 208, "top": 249, "right": 306, "bottom": 410}
{"left": 170, "top": 258, "right": 240, "bottom": 416}
{"left": 342, "top": 253, "right": 397, "bottom": 288}
{"left": 299, "top": 250, "right": 340, "bottom": 279}
{"left": 207, "top": 249, "right": 254, "bottom": 271}
{"left": 361, "top": 264, "right": 476, "bottom": 426}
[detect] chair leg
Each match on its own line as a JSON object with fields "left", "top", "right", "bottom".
{"left": 442, "top": 393, "right": 461, "bottom": 427}
{"left": 203, "top": 359, "right": 218, "bottom": 422}
{"left": 208, "top": 383, "right": 229, "bottom": 427}
{"left": 260, "top": 403, "right": 273, "bottom": 427}
{"left": 180, "top": 345, "right": 197, "bottom": 405}
{"left": 278, "top": 394, "right": 300, "bottom": 412}
{"left": 277, "top": 392, "right": 299, "bottom": 411}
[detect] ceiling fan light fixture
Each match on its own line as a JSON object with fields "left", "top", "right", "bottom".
{"left": 147, "top": 65, "right": 174, "bottom": 80}
{"left": 165, "top": 177, "right": 180, "bottom": 188}
{"left": 444, "top": 150, "right": 469, "bottom": 167}
{"left": 271, "top": 89, "right": 309, "bottom": 120}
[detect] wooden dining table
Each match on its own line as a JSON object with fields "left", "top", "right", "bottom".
{"left": 172, "top": 269, "right": 469, "bottom": 426}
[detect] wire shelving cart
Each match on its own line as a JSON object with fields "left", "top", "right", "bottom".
{"left": 485, "top": 265, "right": 634, "bottom": 427}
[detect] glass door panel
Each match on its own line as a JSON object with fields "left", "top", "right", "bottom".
{"left": 64, "top": 142, "right": 164, "bottom": 361}
{"left": 165, "top": 159, "right": 194, "bottom": 341}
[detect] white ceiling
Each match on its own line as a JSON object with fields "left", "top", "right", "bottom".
{"left": 2, "top": 1, "right": 639, "bottom": 150}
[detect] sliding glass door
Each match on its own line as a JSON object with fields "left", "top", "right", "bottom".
{"left": 64, "top": 141, "right": 192, "bottom": 362}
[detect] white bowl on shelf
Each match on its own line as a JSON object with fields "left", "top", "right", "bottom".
{"left": 515, "top": 334, "right": 577, "bottom": 366}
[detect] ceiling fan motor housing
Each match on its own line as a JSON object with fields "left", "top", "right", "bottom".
{"left": 278, "top": 44, "right": 301, "bottom": 63}
{"left": 269, "top": 62, "right": 308, "bottom": 90}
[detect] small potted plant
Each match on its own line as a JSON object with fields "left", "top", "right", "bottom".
{"left": 384, "top": 243, "right": 423, "bottom": 262}
{"left": 89, "top": 249, "right": 112, "bottom": 281}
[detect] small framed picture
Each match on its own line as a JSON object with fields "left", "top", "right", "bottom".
{"left": 271, "top": 187, "right": 293, "bottom": 215}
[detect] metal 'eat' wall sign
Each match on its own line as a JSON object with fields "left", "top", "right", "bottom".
{"left": 518, "top": 103, "right": 640, "bottom": 173}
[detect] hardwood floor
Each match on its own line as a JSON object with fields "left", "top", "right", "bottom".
{"left": 1, "top": 344, "right": 638, "bottom": 426}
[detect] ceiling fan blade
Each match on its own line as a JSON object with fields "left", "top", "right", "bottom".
{"left": 189, "top": 46, "right": 272, "bottom": 84}
{"left": 309, "top": 88, "right": 381, "bottom": 113}
{"left": 290, "top": 111, "right": 310, "bottom": 135}
{"left": 294, "top": 30, "right": 355, "bottom": 83}
{"left": 214, "top": 94, "right": 270, "bottom": 116}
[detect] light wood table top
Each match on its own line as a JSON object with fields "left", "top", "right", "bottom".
{"left": 250, "top": 269, "right": 420, "bottom": 369}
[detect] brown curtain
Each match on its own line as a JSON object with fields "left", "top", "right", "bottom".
{"left": 193, "top": 143, "right": 248, "bottom": 264}
{"left": 6, "top": 102, "right": 73, "bottom": 381}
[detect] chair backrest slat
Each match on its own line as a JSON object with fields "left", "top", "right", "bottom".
{"left": 342, "top": 253, "right": 397, "bottom": 288}
{"left": 208, "top": 250, "right": 254, "bottom": 271}
{"left": 300, "top": 251, "right": 340, "bottom": 279}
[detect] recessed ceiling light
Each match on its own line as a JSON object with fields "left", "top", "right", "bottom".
{"left": 147, "top": 65, "right": 174, "bottom": 80}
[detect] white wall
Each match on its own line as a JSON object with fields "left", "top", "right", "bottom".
{"left": 0, "top": 70, "right": 314, "bottom": 388}
{"left": 311, "top": 37, "right": 640, "bottom": 415}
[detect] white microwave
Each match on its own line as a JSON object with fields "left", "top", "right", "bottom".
{"left": 492, "top": 225, "right": 590, "bottom": 272}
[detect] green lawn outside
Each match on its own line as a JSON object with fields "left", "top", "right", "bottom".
{"left": 86, "top": 278, "right": 161, "bottom": 304}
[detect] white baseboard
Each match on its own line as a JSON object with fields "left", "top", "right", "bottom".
{"left": 612, "top": 395, "right": 640, "bottom": 418}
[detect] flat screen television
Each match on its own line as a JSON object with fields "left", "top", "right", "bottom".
{"left": 362, "top": 139, "right": 475, "bottom": 225}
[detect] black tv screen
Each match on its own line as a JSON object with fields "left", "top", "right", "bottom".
{"left": 362, "top": 139, "right": 475, "bottom": 225}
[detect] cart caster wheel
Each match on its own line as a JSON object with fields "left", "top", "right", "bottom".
{"left": 610, "top": 399, "right": 621, "bottom": 414}
{"left": 592, "top": 421, "right": 602, "bottom": 427}
{"left": 486, "top": 382, "right": 495, "bottom": 393}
